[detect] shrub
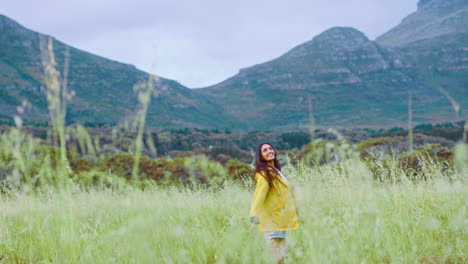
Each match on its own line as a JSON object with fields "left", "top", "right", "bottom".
{"left": 0, "top": 130, "right": 66, "bottom": 188}
{"left": 70, "top": 159, "right": 95, "bottom": 174}
{"left": 139, "top": 157, "right": 171, "bottom": 181}
{"left": 215, "top": 154, "right": 232, "bottom": 165}
{"left": 183, "top": 155, "right": 227, "bottom": 186}
{"left": 226, "top": 159, "right": 253, "bottom": 181}
{"left": 357, "top": 137, "right": 399, "bottom": 160}
{"left": 297, "top": 139, "right": 358, "bottom": 166}
{"left": 279, "top": 132, "right": 311, "bottom": 149}
{"left": 74, "top": 170, "right": 128, "bottom": 190}
{"left": 207, "top": 147, "right": 250, "bottom": 163}
{"left": 398, "top": 144, "right": 454, "bottom": 178}
{"left": 99, "top": 152, "right": 134, "bottom": 180}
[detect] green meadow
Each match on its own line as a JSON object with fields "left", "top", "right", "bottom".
{"left": 1, "top": 154, "right": 467, "bottom": 263}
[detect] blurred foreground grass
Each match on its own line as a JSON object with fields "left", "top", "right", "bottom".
{"left": 0, "top": 163, "right": 466, "bottom": 264}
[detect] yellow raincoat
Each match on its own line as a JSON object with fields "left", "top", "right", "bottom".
{"left": 249, "top": 170, "right": 299, "bottom": 232}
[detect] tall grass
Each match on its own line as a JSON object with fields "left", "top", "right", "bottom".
{"left": 131, "top": 75, "right": 157, "bottom": 179}
{"left": 39, "top": 36, "right": 71, "bottom": 188}
{"left": 408, "top": 92, "right": 414, "bottom": 154}
{"left": 0, "top": 161, "right": 466, "bottom": 263}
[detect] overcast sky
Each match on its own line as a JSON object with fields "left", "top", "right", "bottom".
{"left": 2, "top": 0, "right": 418, "bottom": 88}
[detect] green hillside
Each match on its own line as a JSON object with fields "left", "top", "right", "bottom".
{"left": 0, "top": 14, "right": 235, "bottom": 129}
{"left": 0, "top": 0, "right": 466, "bottom": 131}
{"left": 194, "top": 0, "right": 468, "bottom": 130}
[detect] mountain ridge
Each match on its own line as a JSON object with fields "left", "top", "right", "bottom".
{"left": 194, "top": 0, "right": 467, "bottom": 130}
{"left": 0, "top": 14, "right": 238, "bottom": 129}
{"left": 376, "top": 0, "right": 468, "bottom": 46}
{"left": 1, "top": 0, "right": 467, "bottom": 131}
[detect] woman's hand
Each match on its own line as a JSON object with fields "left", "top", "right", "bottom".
{"left": 249, "top": 216, "right": 259, "bottom": 232}
{"left": 249, "top": 216, "right": 259, "bottom": 224}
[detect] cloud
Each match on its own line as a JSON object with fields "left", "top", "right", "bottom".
{"left": 1, "top": 0, "right": 418, "bottom": 87}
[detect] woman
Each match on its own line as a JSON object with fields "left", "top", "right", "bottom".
{"left": 249, "top": 143, "right": 299, "bottom": 263}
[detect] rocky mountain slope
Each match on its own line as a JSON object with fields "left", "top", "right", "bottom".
{"left": 376, "top": 0, "right": 468, "bottom": 46}
{"left": 0, "top": 0, "right": 466, "bottom": 131}
{"left": 194, "top": 0, "right": 468, "bottom": 130}
{"left": 0, "top": 14, "right": 236, "bottom": 128}
{"left": 195, "top": 27, "right": 414, "bottom": 130}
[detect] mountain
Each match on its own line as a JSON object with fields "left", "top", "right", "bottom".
{"left": 194, "top": 0, "right": 468, "bottom": 130}
{"left": 377, "top": 0, "right": 468, "bottom": 121}
{"left": 376, "top": 0, "right": 468, "bottom": 47}
{"left": 0, "top": 14, "right": 236, "bottom": 129}
{"left": 1, "top": 0, "right": 467, "bottom": 131}
{"left": 194, "top": 27, "right": 414, "bottom": 130}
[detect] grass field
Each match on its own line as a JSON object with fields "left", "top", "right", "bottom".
{"left": 1, "top": 160, "right": 466, "bottom": 264}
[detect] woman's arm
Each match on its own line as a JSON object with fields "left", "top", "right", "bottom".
{"left": 249, "top": 173, "right": 269, "bottom": 223}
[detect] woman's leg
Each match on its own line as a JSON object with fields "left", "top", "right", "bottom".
{"left": 270, "top": 238, "right": 287, "bottom": 264}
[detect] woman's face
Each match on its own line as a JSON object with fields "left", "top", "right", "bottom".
{"left": 261, "top": 144, "right": 275, "bottom": 162}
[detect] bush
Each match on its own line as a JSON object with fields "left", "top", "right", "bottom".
{"left": 74, "top": 170, "right": 128, "bottom": 190}
{"left": 398, "top": 144, "right": 453, "bottom": 177}
{"left": 70, "top": 159, "right": 95, "bottom": 174}
{"left": 207, "top": 147, "right": 250, "bottom": 163}
{"left": 279, "top": 132, "right": 311, "bottom": 149}
{"left": 297, "top": 139, "right": 359, "bottom": 166}
{"left": 226, "top": 159, "right": 253, "bottom": 181}
{"left": 357, "top": 137, "right": 399, "bottom": 160}
{"left": 0, "top": 130, "right": 60, "bottom": 188}
{"left": 139, "top": 157, "right": 172, "bottom": 181}
{"left": 99, "top": 153, "right": 134, "bottom": 180}
{"left": 215, "top": 154, "right": 232, "bottom": 165}
{"left": 183, "top": 155, "right": 227, "bottom": 186}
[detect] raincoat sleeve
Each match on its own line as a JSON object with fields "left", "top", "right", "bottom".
{"left": 249, "top": 172, "right": 269, "bottom": 223}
